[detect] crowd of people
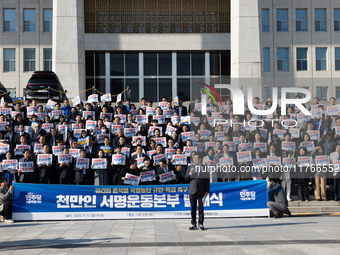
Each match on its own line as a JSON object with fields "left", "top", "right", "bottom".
{"left": 0, "top": 94, "right": 339, "bottom": 204}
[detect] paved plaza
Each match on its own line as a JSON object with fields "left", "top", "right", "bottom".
{"left": 1, "top": 216, "right": 340, "bottom": 255}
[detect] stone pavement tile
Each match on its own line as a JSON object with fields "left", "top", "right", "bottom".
{"left": 236, "top": 245, "right": 275, "bottom": 255}
{"left": 68, "top": 247, "right": 101, "bottom": 255}
{"left": 38, "top": 248, "right": 73, "bottom": 255}
{"left": 127, "top": 247, "right": 156, "bottom": 255}
{"left": 184, "top": 246, "right": 216, "bottom": 255}
{"left": 212, "top": 245, "right": 247, "bottom": 255}
{"left": 98, "top": 247, "right": 128, "bottom": 255}
{"left": 10, "top": 249, "right": 45, "bottom": 255}
{"left": 291, "top": 244, "right": 339, "bottom": 255}
{"left": 264, "top": 245, "right": 307, "bottom": 255}
{"left": 156, "top": 246, "right": 186, "bottom": 255}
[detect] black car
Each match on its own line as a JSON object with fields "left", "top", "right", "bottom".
{"left": 0, "top": 82, "right": 14, "bottom": 103}
{"left": 24, "top": 71, "right": 67, "bottom": 103}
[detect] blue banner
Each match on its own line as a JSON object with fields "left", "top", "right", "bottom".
{"left": 12, "top": 180, "right": 269, "bottom": 220}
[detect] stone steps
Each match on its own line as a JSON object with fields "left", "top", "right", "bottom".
{"left": 287, "top": 200, "right": 340, "bottom": 214}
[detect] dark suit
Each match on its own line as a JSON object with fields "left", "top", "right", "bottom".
{"left": 156, "top": 165, "right": 179, "bottom": 184}
{"left": 46, "top": 134, "right": 62, "bottom": 147}
{"left": 185, "top": 164, "right": 210, "bottom": 226}
{"left": 4, "top": 132, "right": 15, "bottom": 149}
{"left": 18, "top": 157, "right": 36, "bottom": 183}
{"left": 174, "top": 105, "right": 188, "bottom": 117}
{"left": 12, "top": 132, "right": 31, "bottom": 146}
{"left": 37, "top": 154, "right": 55, "bottom": 184}
{"left": 57, "top": 157, "right": 74, "bottom": 184}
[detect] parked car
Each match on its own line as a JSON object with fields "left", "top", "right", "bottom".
{"left": 0, "top": 82, "right": 13, "bottom": 103}
{"left": 24, "top": 71, "right": 67, "bottom": 103}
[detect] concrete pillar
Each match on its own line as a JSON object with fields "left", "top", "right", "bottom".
{"left": 52, "top": 0, "right": 85, "bottom": 100}
{"left": 231, "top": 0, "right": 262, "bottom": 100}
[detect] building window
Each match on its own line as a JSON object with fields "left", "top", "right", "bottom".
{"left": 192, "top": 53, "right": 205, "bottom": 76}
{"left": 263, "top": 48, "right": 270, "bottom": 72}
{"left": 296, "top": 9, "right": 307, "bottom": 32}
{"left": 335, "top": 48, "right": 340, "bottom": 71}
{"left": 44, "top": 9, "right": 52, "bottom": 32}
{"left": 277, "top": 48, "right": 289, "bottom": 71}
{"left": 262, "top": 9, "right": 269, "bottom": 32}
{"left": 4, "top": 49, "right": 15, "bottom": 72}
{"left": 316, "top": 48, "right": 327, "bottom": 71}
{"left": 4, "top": 9, "right": 16, "bottom": 32}
{"left": 297, "top": 48, "right": 308, "bottom": 71}
{"left": 335, "top": 9, "right": 340, "bottom": 31}
{"left": 315, "top": 9, "right": 326, "bottom": 31}
{"left": 277, "top": 9, "right": 288, "bottom": 32}
{"left": 24, "top": 9, "right": 36, "bottom": 32}
{"left": 24, "top": 49, "right": 36, "bottom": 72}
{"left": 336, "top": 87, "right": 340, "bottom": 99}
{"left": 210, "top": 52, "right": 220, "bottom": 75}
{"left": 84, "top": 0, "right": 230, "bottom": 33}
{"left": 316, "top": 86, "right": 328, "bottom": 100}
{"left": 44, "top": 49, "right": 52, "bottom": 71}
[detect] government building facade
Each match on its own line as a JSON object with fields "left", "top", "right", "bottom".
{"left": 0, "top": 0, "right": 340, "bottom": 102}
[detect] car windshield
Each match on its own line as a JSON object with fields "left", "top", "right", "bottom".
{"left": 28, "top": 77, "right": 58, "bottom": 84}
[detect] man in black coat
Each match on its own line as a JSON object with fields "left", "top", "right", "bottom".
{"left": 12, "top": 124, "right": 31, "bottom": 146}
{"left": 18, "top": 149, "right": 36, "bottom": 183}
{"left": 156, "top": 159, "right": 179, "bottom": 184}
{"left": 57, "top": 147, "right": 74, "bottom": 184}
{"left": 118, "top": 159, "right": 140, "bottom": 185}
{"left": 185, "top": 152, "right": 210, "bottom": 230}
{"left": 174, "top": 99, "right": 188, "bottom": 117}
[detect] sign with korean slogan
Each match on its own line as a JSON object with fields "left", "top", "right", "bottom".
{"left": 327, "top": 105, "right": 340, "bottom": 116}
{"left": 171, "top": 116, "right": 180, "bottom": 124}
{"left": 124, "top": 128, "right": 137, "bottom": 137}
{"left": 159, "top": 171, "right": 176, "bottom": 183}
{"left": 307, "top": 130, "right": 319, "bottom": 140}
{"left": 273, "top": 129, "right": 286, "bottom": 139}
{"left": 238, "top": 143, "right": 252, "bottom": 152}
{"left": 117, "top": 93, "right": 122, "bottom": 102}
{"left": 181, "top": 131, "right": 194, "bottom": 142}
{"left": 219, "top": 157, "right": 234, "bottom": 166}
{"left": 88, "top": 94, "right": 98, "bottom": 103}
{"left": 159, "top": 102, "right": 167, "bottom": 110}
{"left": 136, "top": 115, "right": 147, "bottom": 124}
{"left": 164, "top": 110, "right": 174, "bottom": 118}
{"left": 281, "top": 141, "right": 295, "bottom": 152}
{"left": 2, "top": 160, "right": 18, "bottom": 171}
{"left": 165, "top": 149, "right": 176, "bottom": 159}
{"left": 42, "top": 123, "right": 53, "bottom": 133}
{"left": 37, "top": 154, "right": 53, "bottom": 166}
{"left": 299, "top": 141, "right": 314, "bottom": 152}
{"left": 101, "top": 112, "right": 113, "bottom": 121}
{"left": 114, "top": 114, "right": 125, "bottom": 123}
{"left": 27, "top": 106, "right": 38, "bottom": 116}
{"left": 266, "top": 156, "right": 281, "bottom": 166}
{"left": 124, "top": 173, "right": 140, "bottom": 186}
{"left": 12, "top": 180, "right": 269, "bottom": 220}
{"left": 146, "top": 107, "right": 156, "bottom": 116}
{"left": 153, "top": 115, "right": 165, "bottom": 124}
{"left": 101, "top": 93, "right": 111, "bottom": 103}
{"left": 253, "top": 158, "right": 267, "bottom": 168}
{"left": 0, "top": 143, "right": 9, "bottom": 154}
{"left": 137, "top": 157, "right": 145, "bottom": 168}
{"left": 58, "top": 154, "right": 72, "bottom": 164}
{"left": 86, "top": 120, "right": 97, "bottom": 130}
{"left": 73, "top": 129, "right": 86, "bottom": 139}
{"left": 83, "top": 111, "right": 96, "bottom": 119}
{"left": 311, "top": 109, "right": 322, "bottom": 119}
{"left": 172, "top": 154, "right": 186, "bottom": 165}
{"left": 132, "top": 136, "right": 146, "bottom": 146}
{"left": 237, "top": 151, "right": 252, "bottom": 162}
{"left": 52, "top": 110, "right": 64, "bottom": 119}
{"left": 72, "top": 96, "right": 80, "bottom": 106}
{"left": 15, "top": 145, "right": 30, "bottom": 155}
{"left": 34, "top": 144, "right": 44, "bottom": 154}
{"left": 253, "top": 143, "right": 267, "bottom": 153}
{"left": 198, "top": 130, "right": 210, "bottom": 140}
{"left": 153, "top": 154, "right": 167, "bottom": 165}
{"left": 153, "top": 137, "right": 167, "bottom": 147}
{"left": 52, "top": 145, "right": 66, "bottom": 155}
{"left": 19, "top": 162, "right": 34, "bottom": 173}
{"left": 297, "top": 156, "right": 312, "bottom": 167}
{"left": 69, "top": 149, "right": 80, "bottom": 158}
{"left": 183, "top": 146, "right": 197, "bottom": 157}
{"left": 92, "top": 158, "right": 107, "bottom": 169}
{"left": 121, "top": 147, "right": 130, "bottom": 158}
{"left": 0, "top": 108, "right": 12, "bottom": 116}
{"left": 112, "top": 154, "right": 126, "bottom": 165}
{"left": 0, "top": 122, "right": 9, "bottom": 131}
{"left": 140, "top": 170, "right": 156, "bottom": 182}
{"left": 76, "top": 158, "right": 90, "bottom": 169}
{"left": 288, "top": 128, "right": 299, "bottom": 139}
{"left": 77, "top": 136, "right": 90, "bottom": 147}
{"left": 315, "top": 156, "right": 330, "bottom": 165}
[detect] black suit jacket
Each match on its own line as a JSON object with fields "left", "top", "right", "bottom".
{"left": 185, "top": 164, "right": 210, "bottom": 196}
{"left": 4, "top": 132, "right": 15, "bottom": 148}
{"left": 47, "top": 134, "right": 63, "bottom": 147}
{"left": 131, "top": 153, "right": 147, "bottom": 160}
{"left": 18, "top": 157, "right": 36, "bottom": 183}
{"left": 12, "top": 132, "right": 31, "bottom": 146}
{"left": 156, "top": 165, "right": 180, "bottom": 184}
{"left": 174, "top": 105, "right": 188, "bottom": 117}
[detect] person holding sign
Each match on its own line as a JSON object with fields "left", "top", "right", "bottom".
{"left": 92, "top": 149, "right": 108, "bottom": 186}
{"left": 118, "top": 159, "right": 140, "bottom": 185}
{"left": 0, "top": 151, "right": 16, "bottom": 185}
{"left": 111, "top": 146, "right": 127, "bottom": 185}
{"left": 156, "top": 159, "right": 178, "bottom": 184}
{"left": 311, "top": 146, "right": 328, "bottom": 201}
{"left": 57, "top": 147, "right": 74, "bottom": 184}
{"left": 73, "top": 149, "right": 89, "bottom": 185}
{"left": 295, "top": 147, "right": 310, "bottom": 201}
{"left": 37, "top": 144, "right": 55, "bottom": 184}
{"left": 17, "top": 149, "right": 36, "bottom": 183}
{"left": 330, "top": 144, "right": 340, "bottom": 201}
{"left": 185, "top": 153, "right": 210, "bottom": 230}
{"left": 139, "top": 157, "right": 157, "bottom": 185}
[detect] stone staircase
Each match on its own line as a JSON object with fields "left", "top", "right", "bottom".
{"left": 289, "top": 194, "right": 340, "bottom": 214}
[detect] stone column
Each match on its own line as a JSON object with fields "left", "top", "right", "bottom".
{"left": 52, "top": 0, "right": 85, "bottom": 100}
{"left": 231, "top": 0, "right": 262, "bottom": 100}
